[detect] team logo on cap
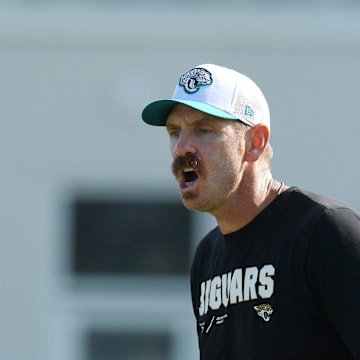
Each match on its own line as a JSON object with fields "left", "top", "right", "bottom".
{"left": 179, "top": 67, "right": 213, "bottom": 93}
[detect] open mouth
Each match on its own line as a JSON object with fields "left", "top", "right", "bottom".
{"left": 172, "top": 153, "right": 201, "bottom": 190}
{"left": 183, "top": 167, "right": 199, "bottom": 188}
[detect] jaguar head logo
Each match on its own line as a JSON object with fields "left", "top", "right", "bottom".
{"left": 254, "top": 303, "right": 273, "bottom": 322}
{"left": 179, "top": 67, "right": 213, "bottom": 93}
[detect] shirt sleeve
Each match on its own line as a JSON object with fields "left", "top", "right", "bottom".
{"left": 307, "top": 207, "right": 360, "bottom": 359}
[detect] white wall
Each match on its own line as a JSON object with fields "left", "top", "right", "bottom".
{"left": 0, "top": 4, "right": 359, "bottom": 360}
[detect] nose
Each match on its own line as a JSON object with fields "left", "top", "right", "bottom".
{"left": 173, "top": 129, "right": 196, "bottom": 157}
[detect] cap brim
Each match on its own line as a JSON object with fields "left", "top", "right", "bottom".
{"left": 141, "top": 99, "right": 238, "bottom": 126}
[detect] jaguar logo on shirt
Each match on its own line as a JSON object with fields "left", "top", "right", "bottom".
{"left": 254, "top": 303, "right": 274, "bottom": 322}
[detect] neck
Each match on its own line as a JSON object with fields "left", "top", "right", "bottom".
{"left": 213, "top": 176, "right": 285, "bottom": 235}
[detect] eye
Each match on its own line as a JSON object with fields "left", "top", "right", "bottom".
{"left": 197, "top": 128, "right": 212, "bottom": 135}
{"left": 167, "top": 127, "right": 180, "bottom": 138}
{"left": 169, "top": 130, "right": 179, "bottom": 137}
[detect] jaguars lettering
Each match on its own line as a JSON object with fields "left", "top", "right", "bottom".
{"left": 199, "top": 264, "right": 275, "bottom": 316}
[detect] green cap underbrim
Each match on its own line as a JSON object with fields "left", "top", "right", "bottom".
{"left": 141, "top": 99, "right": 238, "bottom": 126}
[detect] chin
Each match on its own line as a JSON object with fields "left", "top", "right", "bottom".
{"left": 181, "top": 196, "right": 210, "bottom": 213}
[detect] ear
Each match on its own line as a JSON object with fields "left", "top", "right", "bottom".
{"left": 244, "top": 124, "right": 270, "bottom": 162}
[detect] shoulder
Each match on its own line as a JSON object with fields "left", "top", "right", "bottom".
{"left": 280, "top": 186, "right": 360, "bottom": 222}
{"left": 283, "top": 186, "right": 354, "bottom": 209}
{"left": 193, "top": 226, "right": 223, "bottom": 260}
{"left": 309, "top": 203, "right": 360, "bottom": 255}
{"left": 272, "top": 187, "right": 360, "bottom": 256}
{"left": 296, "top": 187, "right": 360, "bottom": 280}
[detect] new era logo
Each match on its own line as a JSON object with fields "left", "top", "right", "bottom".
{"left": 245, "top": 105, "right": 255, "bottom": 116}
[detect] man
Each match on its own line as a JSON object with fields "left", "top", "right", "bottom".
{"left": 141, "top": 63, "right": 360, "bottom": 359}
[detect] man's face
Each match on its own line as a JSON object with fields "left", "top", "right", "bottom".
{"left": 166, "top": 104, "right": 247, "bottom": 214}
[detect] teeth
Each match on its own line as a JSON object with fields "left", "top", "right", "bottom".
{"left": 185, "top": 181, "right": 194, "bottom": 187}
{"left": 183, "top": 167, "right": 194, "bottom": 172}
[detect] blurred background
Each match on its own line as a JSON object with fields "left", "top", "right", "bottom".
{"left": 0, "top": 1, "right": 359, "bottom": 359}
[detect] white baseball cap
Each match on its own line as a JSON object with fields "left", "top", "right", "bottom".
{"left": 141, "top": 63, "right": 270, "bottom": 129}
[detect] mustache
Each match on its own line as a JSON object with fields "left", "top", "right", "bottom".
{"left": 172, "top": 153, "right": 202, "bottom": 176}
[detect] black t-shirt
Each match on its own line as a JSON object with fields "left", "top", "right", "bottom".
{"left": 190, "top": 187, "right": 360, "bottom": 359}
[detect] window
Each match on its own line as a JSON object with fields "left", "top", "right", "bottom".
{"left": 87, "top": 330, "right": 171, "bottom": 360}
{"left": 71, "top": 197, "right": 192, "bottom": 275}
